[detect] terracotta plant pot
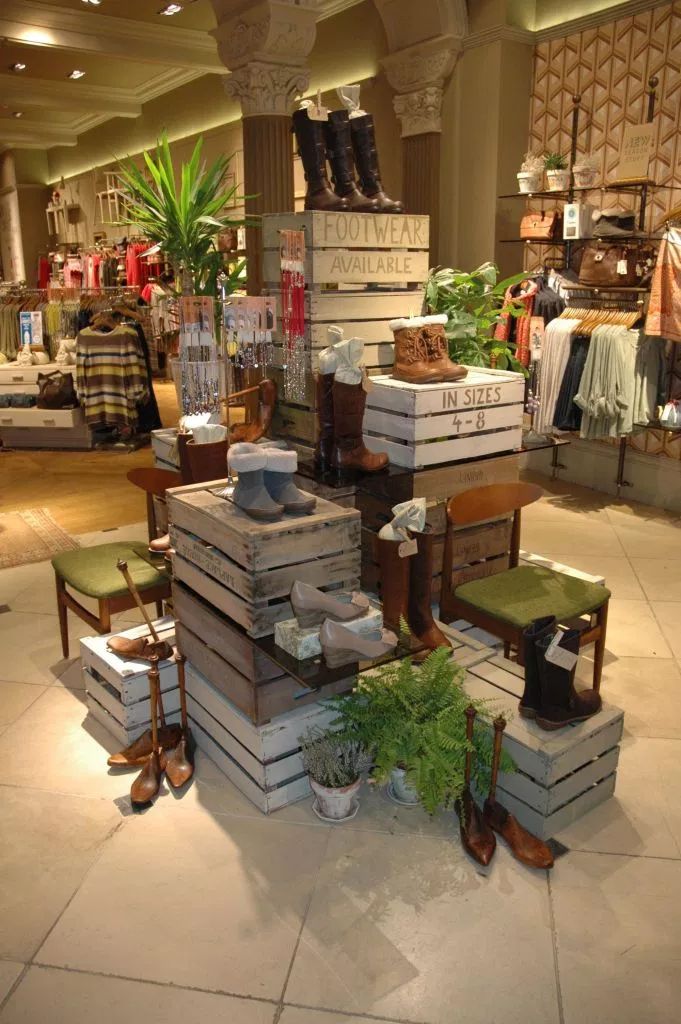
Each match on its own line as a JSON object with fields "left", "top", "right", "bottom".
{"left": 310, "top": 776, "right": 361, "bottom": 821}
{"left": 517, "top": 170, "right": 542, "bottom": 194}
{"left": 573, "top": 166, "right": 597, "bottom": 188}
{"left": 546, "top": 169, "right": 571, "bottom": 192}
{"left": 388, "top": 767, "right": 420, "bottom": 805}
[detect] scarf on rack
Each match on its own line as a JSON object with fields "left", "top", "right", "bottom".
{"left": 494, "top": 279, "right": 539, "bottom": 368}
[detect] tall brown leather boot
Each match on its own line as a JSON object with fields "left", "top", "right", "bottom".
{"left": 420, "top": 319, "right": 467, "bottom": 381}
{"left": 229, "top": 379, "right": 277, "bottom": 444}
{"left": 376, "top": 536, "right": 410, "bottom": 633}
{"left": 407, "top": 529, "right": 452, "bottom": 652}
{"left": 292, "top": 109, "right": 349, "bottom": 212}
{"left": 314, "top": 371, "right": 335, "bottom": 470}
{"left": 456, "top": 706, "right": 496, "bottom": 866}
{"left": 185, "top": 438, "right": 229, "bottom": 484}
{"left": 324, "top": 110, "right": 378, "bottom": 212}
{"left": 390, "top": 318, "right": 441, "bottom": 384}
{"left": 350, "top": 113, "right": 404, "bottom": 213}
{"left": 331, "top": 380, "right": 388, "bottom": 473}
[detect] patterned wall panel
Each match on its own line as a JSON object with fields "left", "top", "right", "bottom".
{"left": 527, "top": 1, "right": 681, "bottom": 460}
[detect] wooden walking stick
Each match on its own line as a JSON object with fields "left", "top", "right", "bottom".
{"left": 130, "top": 655, "right": 164, "bottom": 808}
{"left": 107, "top": 559, "right": 173, "bottom": 661}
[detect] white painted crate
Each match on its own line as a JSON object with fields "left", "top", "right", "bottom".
{"left": 81, "top": 618, "right": 180, "bottom": 745}
{"left": 363, "top": 368, "right": 525, "bottom": 468}
{"left": 151, "top": 427, "right": 180, "bottom": 471}
{"left": 0, "top": 361, "right": 76, "bottom": 396}
{"left": 464, "top": 654, "right": 623, "bottom": 840}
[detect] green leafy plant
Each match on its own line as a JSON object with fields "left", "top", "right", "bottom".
{"left": 329, "top": 648, "right": 515, "bottom": 815}
{"left": 425, "top": 262, "right": 528, "bottom": 373}
{"left": 116, "top": 131, "right": 250, "bottom": 294}
{"left": 300, "top": 728, "right": 370, "bottom": 788}
{"left": 544, "top": 152, "right": 568, "bottom": 170}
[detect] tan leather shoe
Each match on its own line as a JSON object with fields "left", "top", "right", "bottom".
{"left": 291, "top": 580, "right": 370, "bottom": 628}
{"left": 130, "top": 749, "right": 162, "bottom": 808}
{"left": 484, "top": 797, "right": 554, "bottom": 869}
{"left": 149, "top": 534, "right": 171, "bottom": 553}
{"left": 320, "top": 619, "right": 397, "bottom": 668}
{"left": 456, "top": 789, "right": 496, "bottom": 866}
{"left": 107, "top": 725, "right": 183, "bottom": 768}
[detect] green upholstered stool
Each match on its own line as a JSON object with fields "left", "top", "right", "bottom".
{"left": 52, "top": 541, "right": 170, "bottom": 657}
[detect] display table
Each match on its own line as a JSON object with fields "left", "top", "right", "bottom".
{"left": 0, "top": 360, "right": 91, "bottom": 449}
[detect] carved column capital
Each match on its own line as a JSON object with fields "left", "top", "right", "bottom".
{"left": 210, "top": 0, "right": 317, "bottom": 71}
{"left": 381, "top": 34, "right": 461, "bottom": 95}
{"left": 393, "top": 86, "right": 444, "bottom": 138}
{"left": 224, "top": 61, "right": 310, "bottom": 116}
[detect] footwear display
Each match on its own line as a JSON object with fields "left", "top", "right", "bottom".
{"left": 185, "top": 438, "right": 229, "bottom": 484}
{"left": 162, "top": 647, "right": 195, "bottom": 790}
{"left": 292, "top": 108, "right": 349, "bottom": 212}
{"left": 407, "top": 529, "right": 452, "bottom": 653}
{"left": 106, "top": 635, "right": 173, "bottom": 662}
{"left": 375, "top": 537, "right": 410, "bottom": 634}
{"left": 291, "top": 580, "right": 370, "bottom": 628}
{"left": 349, "top": 112, "right": 404, "bottom": 213}
{"left": 130, "top": 656, "right": 164, "bottom": 809}
{"left": 314, "top": 343, "right": 338, "bottom": 471}
{"left": 455, "top": 706, "right": 496, "bottom": 866}
{"left": 519, "top": 616, "right": 556, "bottom": 719}
{"left": 535, "top": 628, "right": 602, "bottom": 730}
{"left": 262, "top": 448, "right": 316, "bottom": 515}
{"left": 107, "top": 724, "right": 183, "bottom": 768}
{"left": 331, "top": 339, "right": 388, "bottom": 473}
{"left": 228, "top": 379, "right": 277, "bottom": 444}
{"left": 483, "top": 716, "right": 554, "bottom": 869}
{"left": 228, "top": 443, "right": 285, "bottom": 521}
{"left": 324, "top": 110, "right": 378, "bottom": 212}
{"left": 420, "top": 317, "right": 468, "bottom": 381}
{"left": 149, "top": 533, "right": 171, "bottom": 553}
{"left": 390, "top": 315, "right": 467, "bottom": 384}
{"left": 320, "top": 618, "right": 397, "bottom": 668}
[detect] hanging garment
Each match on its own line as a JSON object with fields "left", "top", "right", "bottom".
{"left": 38, "top": 257, "right": 51, "bottom": 290}
{"left": 76, "top": 325, "right": 148, "bottom": 430}
{"left": 633, "top": 335, "right": 668, "bottom": 425}
{"left": 573, "top": 325, "right": 638, "bottom": 439}
{"left": 645, "top": 229, "right": 681, "bottom": 343}
{"left": 534, "top": 318, "right": 581, "bottom": 434}
{"left": 494, "top": 279, "right": 539, "bottom": 368}
{"left": 125, "top": 318, "right": 162, "bottom": 433}
{"left": 533, "top": 278, "right": 565, "bottom": 325}
{"left": 552, "top": 335, "right": 589, "bottom": 431}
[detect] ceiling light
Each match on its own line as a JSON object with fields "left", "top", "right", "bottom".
{"left": 68, "top": 69, "right": 86, "bottom": 79}
{"left": 81, "top": 1, "right": 102, "bottom": 5}
{"left": 12, "top": 111, "right": 23, "bottom": 118}
{"left": 158, "top": 4, "right": 183, "bottom": 15}
{"left": 10, "top": 62, "right": 27, "bottom": 72}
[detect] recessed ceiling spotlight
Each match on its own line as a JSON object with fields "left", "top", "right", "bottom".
{"left": 10, "top": 62, "right": 27, "bottom": 72}
{"left": 12, "top": 111, "right": 24, "bottom": 118}
{"left": 82, "top": 1, "right": 103, "bottom": 5}
{"left": 67, "top": 69, "right": 86, "bottom": 79}
{"left": 158, "top": 4, "right": 183, "bottom": 15}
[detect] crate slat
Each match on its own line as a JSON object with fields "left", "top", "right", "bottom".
{"left": 262, "top": 212, "right": 429, "bottom": 250}
{"left": 365, "top": 402, "right": 523, "bottom": 443}
{"left": 364, "top": 428, "right": 524, "bottom": 469}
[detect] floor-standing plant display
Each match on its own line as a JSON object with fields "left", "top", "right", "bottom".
{"left": 331, "top": 648, "right": 514, "bottom": 815}
{"left": 117, "top": 131, "right": 247, "bottom": 294}
{"left": 300, "top": 728, "right": 370, "bottom": 821}
{"left": 425, "top": 262, "right": 527, "bottom": 373}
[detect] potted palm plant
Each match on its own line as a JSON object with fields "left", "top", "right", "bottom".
{"left": 331, "top": 648, "right": 514, "bottom": 815}
{"left": 300, "top": 727, "right": 369, "bottom": 821}
{"left": 544, "top": 152, "right": 571, "bottom": 191}
{"left": 116, "top": 131, "right": 247, "bottom": 294}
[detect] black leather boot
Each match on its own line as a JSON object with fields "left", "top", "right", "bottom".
{"left": 519, "top": 616, "right": 556, "bottom": 719}
{"left": 292, "top": 109, "right": 349, "bottom": 212}
{"left": 350, "top": 113, "right": 404, "bottom": 213}
{"left": 535, "top": 629, "right": 602, "bottom": 731}
{"left": 324, "top": 110, "right": 378, "bottom": 212}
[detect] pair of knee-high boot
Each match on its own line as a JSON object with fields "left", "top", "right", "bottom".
{"left": 520, "top": 617, "right": 601, "bottom": 731}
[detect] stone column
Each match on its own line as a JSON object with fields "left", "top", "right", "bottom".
{"left": 382, "top": 36, "right": 461, "bottom": 264}
{"left": 211, "top": 1, "right": 317, "bottom": 295}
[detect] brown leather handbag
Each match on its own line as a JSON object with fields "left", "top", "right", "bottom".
{"left": 578, "top": 243, "right": 640, "bottom": 287}
{"left": 519, "top": 209, "right": 563, "bottom": 241}
{"left": 36, "top": 370, "right": 78, "bottom": 409}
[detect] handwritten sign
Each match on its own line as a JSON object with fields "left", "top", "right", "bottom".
{"left": 613, "top": 123, "right": 656, "bottom": 183}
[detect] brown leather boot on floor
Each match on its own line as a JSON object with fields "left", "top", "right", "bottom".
{"left": 107, "top": 724, "right": 183, "bottom": 768}
{"left": 331, "top": 380, "right": 388, "bottom": 473}
{"left": 376, "top": 536, "right": 410, "bottom": 633}
{"left": 314, "top": 371, "right": 335, "bottom": 470}
{"left": 420, "top": 318, "right": 468, "bottom": 381}
{"left": 484, "top": 797, "right": 554, "bottom": 869}
{"left": 293, "top": 108, "right": 349, "bottom": 212}
{"left": 455, "top": 707, "right": 496, "bottom": 866}
{"left": 390, "top": 318, "right": 441, "bottom": 384}
{"left": 407, "top": 529, "right": 452, "bottom": 652}
{"left": 325, "top": 110, "right": 378, "bottom": 212}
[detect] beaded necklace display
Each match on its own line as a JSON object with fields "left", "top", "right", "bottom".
{"left": 279, "top": 228, "right": 307, "bottom": 402}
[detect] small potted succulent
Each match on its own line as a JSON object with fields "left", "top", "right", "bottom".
{"left": 300, "top": 727, "right": 369, "bottom": 821}
{"left": 544, "top": 152, "right": 571, "bottom": 191}
{"left": 573, "top": 153, "right": 599, "bottom": 188}
{"left": 517, "top": 151, "right": 544, "bottom": 193}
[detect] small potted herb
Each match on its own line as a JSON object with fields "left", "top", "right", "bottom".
{"left": 300, "top": 728, "right": 369, "bottom": 821}
{"left": 573, "top": 153, "right": 599, "bottom": 188}
{"left": 544, "top": 152, "right": 571, "bottom": 191}
{"left": 517, "top": 151, "right": 544, "bottom": 193}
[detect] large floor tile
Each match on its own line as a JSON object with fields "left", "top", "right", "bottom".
{"left": 0, "top": 611, "right": 92, "bottom": 686}
{"left": 650, "top": 602, "right": 681, "bottom": 659}
{"left": 0, "top": 966, "right": 276, "bottom": 1024}
{"left": 629, "top": 558, "right": 681, "bottom": 603}
{"left": 577, "top": 656, "right": 681, "bottom": 738}
{"left": 0, "top": 682, "right": 46, "bottom": 727}
{"left": 556, "top": 736, "right": 681, "bottom": 859}
{"left": 0, "top": 963, "right": 23, "bottom": 1005}
{"left": 552, "top": 851, "right": 681, "bottom": 1024}
{"left": 0, "top": 562, "right": 52, "bottom": 608}
{"left": 37, "top": 811, "right": 330, "bottom": 1000}
{"left": 612, "top": 521, "right": 681, "bottom": 559}
{"left": 0, "top": 787, "right": 118, "bottom": 961}
{"left": 520, "top": 518, "right": 624, "bottom": 558}
{"left": 280, "top": 1010, "right": 396, "bottom": 1024}
{"left": 602, "top": 600, "right": 671, "bottom": 658}
{"left": 0, "top": 688, "right": 125, "bottom": 800}
{"left": 285, "top": 830, "right": 558, "bottom": 1024}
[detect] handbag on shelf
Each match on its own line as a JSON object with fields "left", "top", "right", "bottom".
{"left": 36, "top": 370, "right": 78, "bottom": 410}
{"left": 519, "top": 209, "right": 563, "bottom": 241}
{"left": 578, "top": 242, "right": 642, "bottom": 287}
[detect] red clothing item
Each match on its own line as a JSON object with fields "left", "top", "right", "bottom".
{"left": 494, "top": 280, "right": 538, "bottom": 368}
{"left": 38, "top": 256, "right": 50, "bottom": 289}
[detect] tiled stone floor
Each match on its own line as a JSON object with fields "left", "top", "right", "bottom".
{"left": 1, "top": 485, "right": 680, "bottom": 1023}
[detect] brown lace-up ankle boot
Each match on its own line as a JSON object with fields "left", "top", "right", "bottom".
{"left": 390, "top": 318, "right": 441, "bottom": 384}
{"left": 420, "top": 316, "right": 468, "bottom": 382}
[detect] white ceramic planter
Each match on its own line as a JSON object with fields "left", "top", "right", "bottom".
{"left": 388, "top": 767, "right": 420, "bottom": 805}
{"left": 517, "top": 171, "right": 543, "bottom": 194}
{"left": 573, "top": 166, "right": 597, "bottom": 188}
{"left": 546, "top": 169, "right": 571, "bottom": 192}
{"left": 310, "top": 776, "right": 361, "bottom": 821}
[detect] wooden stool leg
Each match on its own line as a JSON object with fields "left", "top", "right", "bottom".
{"left": 55, "top": 573, "right": 69, "bottom": 658}
{"left": 99, "top": 599, "right": 111, "bottom": 636}
{"left": 155, "top": 599, "right": 163, "bottom": 619}
{"left": 592, "top": 601, "right": 609, "bottom": 693}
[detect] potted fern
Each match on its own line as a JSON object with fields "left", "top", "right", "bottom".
{"left": 300, "top": 728, "right": 369, "bottom": 821}
{"left": 544, "top": 152, "right": 571, "bottom": 191}
{"left": 116, "top": 131, "right": 248, "bottom": 294}
{"left": 330, "top": 648, "right": 514, "bottom": 815}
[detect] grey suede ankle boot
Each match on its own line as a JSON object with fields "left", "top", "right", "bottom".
{"left": 263, "top": 448, "right": 316, "bottom": 515}
{"left": 228, "top": 443, "right": 284, "bottom": 521}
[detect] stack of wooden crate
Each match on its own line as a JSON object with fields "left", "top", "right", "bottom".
{"left": 262, "top": 211, "right": 430, "bottom": 452}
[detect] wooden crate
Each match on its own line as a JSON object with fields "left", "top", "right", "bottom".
{"left": 167, "top": 483, "right": 360, "bottom": 637}
{"left": 363, "top": 369, "right": 525, "bottom": 470}
{"left": 80, "top": 618, "right": 180, "bottom": 745}
{"left": 464, "top": 654, "right": 623, "bottom": 839}
{"left": 0, "top": 361, "right": 76, "bottom": 396}
{"left": 0, "top": 403, "right": 92, "bottom": 450}
{"left": 151, "top": 427, "right": 179, "bottom": 471}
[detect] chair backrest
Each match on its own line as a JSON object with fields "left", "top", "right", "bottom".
{"left": 440, "top": 482, "right": 544, "bottom": 610}
{"left": 127, "top": 467, "right": 183, "bottom": 541}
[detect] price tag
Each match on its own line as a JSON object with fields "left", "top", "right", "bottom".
{"left": 617, "top": 258, "right": 628, "bottom": 276}
{"left": 307, "top": 89, "right": 328, "bottom": 121}
{"left": 398, "top": 538, "right": 418, "bottom": 558}
{"left": 544, "top": 629, "right": 578, "bottom": 671}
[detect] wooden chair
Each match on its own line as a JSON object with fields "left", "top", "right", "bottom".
{"left": 52, "top": 467, "right": 182, "bottom": 657}
{"left": 439, "top": 482, "right": 610, "bottom": 691}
